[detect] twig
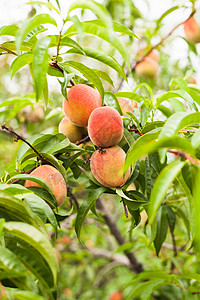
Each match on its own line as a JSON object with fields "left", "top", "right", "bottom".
{"left": 128, "top": 128, "right": 143, "bottom": 136}
{"left": 0, "top": 45, "right": 17, "bottom": 56}
{"left": 1, "top": 123, "right": 45, "bottom": 162}
{"left": 114, "top": 9, "right": 196, "bottom": 92}
{"left": 75, "top": 135, "right": 90, "bottom": 146}
{"left": 67, "top": 186, "right": 79, "bottom": 210}
{"left": 168, "top": 149, "right": 200, "bottom": 165}
{"left": 121, "top": 199, "right": 129, "bottom": 218}
{"left": 96, "top": 197, "right": 144, "bottom": 273}
{"left": 49, "top": 61, "right": 75, "bottom": 86}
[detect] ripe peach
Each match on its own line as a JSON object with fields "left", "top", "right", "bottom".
{"left": 109, "top": 291, "right": 123, "bottom": 300}
{"left": 90, "top": 146, "right": 130, "bottom": 188}
{"left": 63, "top": 84, "right": 102, "bottom": 127}
{"left": 88, "top": 106, "right": 123, "bottom": 147}
{"left": 25, "top": 165, "right": 67, "bottom": 207}
{"left": 147, "top": 49, "right": 160, "bottom": 62}
{"left": 184, "top": 17, "right": 200, "bottom": 44}
{"left": 135, "top": 57, "right": 159, "bottom": 79}
{"left": 59, "top": 116, "right": 85, "bottom": 143}
{"left": 117, "top": 97, "right": 137, "bottom": 116}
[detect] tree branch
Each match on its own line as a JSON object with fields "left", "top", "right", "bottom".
{"left": 96, "top": 197, "right": 144, "bottom": 273}
{"left": 1, "top": 123, "right": 46, "bottom": 162}
{"left": 49, "top": 61, "right": 75, "bottom": 86}
{"left": 0, "top": 45, "right": 17, "bottom": 56}
{"left": 114, "top": 9, "right": 196, "bottom": 92}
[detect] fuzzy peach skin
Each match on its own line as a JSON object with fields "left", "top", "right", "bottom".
{"left": 90, "top": 146, "right": 130, "bottom": 188}
{"left": 59, "top": 116, "right": 85, "bottom": 143}
{"left": 135, "top": 57, "right": 159, "bottom": 79}
{"left": 25, "top": 165, "right": 67, "bottom": 207}
{"left": 184, "top": 17, "right": 200, "bottom": 44}
{"left": 117, "top": 97, "right": 137, "bottom": 116}
{"left": 63, "top": 84, "right": 102, "bottom": 127}
{"left": 88, "top": 106, "right": 123, "bottom": 148}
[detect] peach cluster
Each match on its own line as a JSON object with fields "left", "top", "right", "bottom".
{"left": 87, "top": 106, "right": 130, "bottom": 188}
{"left": 59, "top": 84, "right": 102, "bottom": 142}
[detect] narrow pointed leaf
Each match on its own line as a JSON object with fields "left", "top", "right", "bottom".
{"left": 148, "top": 161, "right": 185, "bottom": 224}
{"left": 33, "top": 37, "right": 51, "bottom": 101}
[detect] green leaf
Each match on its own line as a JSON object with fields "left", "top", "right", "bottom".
{"left": 104, "top": 92, "right": 122, "bottom": 114}
{"left": 60, "top": 61, "right": 104, "bottom": 100}
{"left": 191, "top": 128, "right": 200, "bottom": 148}
{"left": 50, "top": 35, "right": 85, "bottom": 54}
{"left": 0, "top": 246, "right": 26, "bottom": 275}
{"left": 192, "top": 166, "right": 200, "bottom": 252}
{"left": 154, "top": 206, "right": 168, "bottom": 256}
{"left": 16, "top": 14, "right": 57, "bottom": 54}
{"left": 156, "top": 6, "right": 179, "bottom": 26}
{"left": 26, "top": 1, "right": 60, "bottom": 14}
{"left": 6, "top": 289, "right": 46, "bottom": 300}
{"left": 64, "top": 21, "right": 130, "bottom": 70}
{"left": 133, "top": 83, "right": 153, "bottom": 103}
{"left": 93, "top": 69, "right": 114, "bottom": 87}
{"left": 3, "top": 221, "right": 58, "bottom": 288}
{"left": 158, "top": 112, "right": 200, "bottom": 163}
{"left": 0, "top": 25, "right": 19, "bottom": 36}
{"left": 75, "top": 187, "right": 106, "bottom": 242}
{"left": 24, "top": 192, "right": 58, "bottom": 233}
{"left": 33, "top": 37, "right": 51, "bottom": 101}
{"left": 10, "top": 52, "right": 33, "bottom": 78}
{"left": 67, "top": 46, "right": 127, "bottom": 80}
{"left": 155, "top": 90, "right": 196, "bottom": 109}
{"left": 148, "top": 161, "right": 186, "bottom": 224}
{"left": 0, "top": 190, "right": 39, "bottom": 226}
{"left": 68, "top": 0, "right": 113, "bottom": 32}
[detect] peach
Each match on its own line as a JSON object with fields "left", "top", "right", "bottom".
{"left": 184, "top": 17, "right": 200, "bottom": 44}
{"left": 117, "top": 97, "right": 137, "bottom": 116}
{"left": 147, "top": 49, "right": 160, "bottom": 62}
{"left": 135, "top": 57, "right": 159, "bottom": 79}
{"left": 90, "top": 146, "right": 130, "bottom": 188}
{"left": 109, "top": 291, "right": 123, "bottom": 300}
{"left": 88, "top": 106, "right": 123, "bottom": 147}
{"left": 25, "top": 165, "right": 67, "bottom": 207}
{"left": 63, "top": 84, "right": 102, "bottom": 126}
{"left": 59, "top": 116, "right": 85, "bottom": 143}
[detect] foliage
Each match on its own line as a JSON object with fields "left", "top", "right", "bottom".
{"left": 1, "top": 0, "right": 200, "bottom": 299}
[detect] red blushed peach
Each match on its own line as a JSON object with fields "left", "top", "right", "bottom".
{"left": 88, "top": 106, "right": 123, "bottom": 148}
{"left": 109, "top": 291, "right": 123, "bottom": 300}
{"left": 90, "top": 146, "right": 130, "bottom": 188}
{"left": 148, "top": 49, "right": 160, "bottom": 62}
{"left": 63, "top": 84, "right": 102, "bottom": 127}
{"left": 59, "top": 116, "right": 85, "bottom": 143}
{"left": 135, "top": 57, "right": 159, "bottom": 79}
{"left": 184, "top": 17, "right": 200, "bottom": 44}
{"left": 25, "top": 165, "right": 67, "bottom": 207}
{"left": 117, "top": 97, "right": 137, "bottom": 116}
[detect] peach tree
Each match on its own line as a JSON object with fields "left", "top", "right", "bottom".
{"left": 1, "top": 0, "right": 200, "bottom": 299}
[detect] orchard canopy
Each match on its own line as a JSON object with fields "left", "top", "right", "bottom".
{"left": 1, "top": 0, "right": 200, "bottom": 299}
